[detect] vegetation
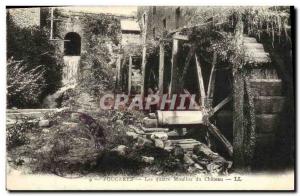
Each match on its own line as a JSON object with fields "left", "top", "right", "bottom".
{"left": 7, "top": 13, "right": 63, "bottom": 108}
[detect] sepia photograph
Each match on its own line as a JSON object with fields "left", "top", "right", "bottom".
{"left": 5, "top": 5, "right": 295, "bottom": 191}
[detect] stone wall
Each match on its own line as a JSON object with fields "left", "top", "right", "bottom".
{"left": 7, "top": 8, "right": 40, "bottom": 28}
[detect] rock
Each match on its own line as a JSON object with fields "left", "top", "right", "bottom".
{"left": 42, "top": 128, "right": 50, "bottom": 133}
{"left": 154, "top": 139, "right": 164, "bottom": 149}
{"left": 141, "top": 156, "right": 154, "bottom": 164}
{"left": 115, "top": 120, "right": 124, "bottom": 126}
{"left": 112, "top": 145, "right": 128, "bottom": 156}
{"left": 183, "top": 154, "right": 195, "bottom": 165}
{"left": 126, "top": 131, "right": 138, "bottom": 139}
{"left": 164, "top": 140, "right": 172, "bottom": 148}
{"left": 137, "top": 137, "right": 153, "bottom": 147}
{"left": 71, "top": 113, "right": 80, "bottom": 121}
{"left": 143, "top": 117, "right": 158, "bottom": 128}
{"left": 38, "top": 119, "right": 50, "bottom": 127}
{"left": 172, "top": 145, "right": 185, "bottom": 160}
{"left": 156, "top": 171, "right": 163, "bottom": 175}
{"left": 151, "top": 132, "right": 168, "bottom": 141}
{"left": 128, "top": 125, "right": 144, "bottom": 134}
{"left": 187, "top": 166, "right": 196, "bottom": 173}
{"left": 98, "top": 118, "right": 109, "bottom": 125}
{"left": 148, "top": 113, "right": 156, "bottom": 119}
{"left": 194, "top": 163, "right": 204, "bottom": 170}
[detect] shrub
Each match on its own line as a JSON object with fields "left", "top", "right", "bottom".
{"left": 7, "top": 58, "right": 46, "bottom": 108}
{"left": 6, "top": 116, "right": 35, "bottom": 150}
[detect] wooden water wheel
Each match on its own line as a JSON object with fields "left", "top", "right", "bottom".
{"left": 143, "top": 33, "right": 285, "bottom": 170}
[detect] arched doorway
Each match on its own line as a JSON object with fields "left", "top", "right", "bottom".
{"left": 64, "top": 32, "right": 81, "bottom": 56}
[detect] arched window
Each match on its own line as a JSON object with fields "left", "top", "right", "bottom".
{"left": 64, "top": 32, "right": 81, "bottom": 56}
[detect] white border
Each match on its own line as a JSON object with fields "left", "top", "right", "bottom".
{"left": 0, "top": 0, "right": 299, "bottom": 195}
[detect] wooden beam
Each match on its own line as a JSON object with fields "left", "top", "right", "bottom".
{"left": 207, "top": 122, "right": 233, "bottom": 156}
{"left": 183, "top": 89, "right": 199, "bottom": 108}
{"left": 195, "top": 54, "right": 206, "bottom": 105}
{"left": 233, "top": 17, "right": 248, "bottom": 171}
{"left": 207, "top": 52, "right": 217, "bottom": 98}
{"left": 157, "top": 110, "right": 204, "bottom": 125}
{"left": 141, "top": 14, "right": 148, "bottom": 97}
{"left": 169, "top": 35, "right": 179, "bottom": 95}
{"left": 173, "top": 34, "right": 189, "bottom": 41}
{"left": 159, "top": 42, "right": 165, "bottom": 95}
{"left": 128, "top": 56, "right": 132, "bottom": 95}
{"left": 50, "top": 7, "right": 54, "bottom": 40}
{"left": 212, "top": 95, "right": 232, "bottom": 115}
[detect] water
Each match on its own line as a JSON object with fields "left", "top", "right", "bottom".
{"left": 43, "top": 56, "right": 80, "bottom": 108}
{"left": 62, "top": 56, "right": 80, "bottom": 86}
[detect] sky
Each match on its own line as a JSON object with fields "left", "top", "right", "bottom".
{"left": 61, "top": 6, "right": 137, "bottom": 16}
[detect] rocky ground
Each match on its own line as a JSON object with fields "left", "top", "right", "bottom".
{"left": 7, "top": 87, "right": 232, "bottom": 177}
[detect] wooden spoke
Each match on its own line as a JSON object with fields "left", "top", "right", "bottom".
{"left": 207, "top": 52, "right": 217, "bottom": 98}
{"left": 183, "top": 89, "right": 200, "bottom": 108}
{"left": 180, "top": 44, "right": 196, "bottom": 88}
{"left": 128, "top": 56, "right": 132, "bottom": 95}
{"left": 212, "top": 95, "right": 232, "bottom": 114}
{"left": 207, "top": 122, "right": 233, "bottom": 157}
{"left": 195, "top": 54, "right": 206, "bottom": 103}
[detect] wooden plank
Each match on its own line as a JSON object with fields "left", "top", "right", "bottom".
{"left": 173, "top": 34, "right": 189, "bottom": 41}
{"left": 169, "top": 35, "right": 180, "bottom": 95}
{"left": 195, "top": 54, "right": 206, "bottom": 104}
{"left": 141, "top": 127, "right": 169, "bottom": 132}
{"left": 128, "top": 56, "right": 132, "bottom": 95}
{"left": 157, "top": 110, "right": 204, "bottom": 125}
{"left": 212, "top": 95, "right": 232, "bottom": 115}
{"left": 159, "top": 42, "right": 165, "bottom": 95}
{"left": 141, "top": 45, "right": 147, "bottom": 97}
{"left": 207, "top": 52, "right": 217, "bottom": 98}
{"left": 207, "top": 122, "right": 233, "bottom": 156}
{"left": 50, "top": 8, "right": 54, "bottom": 40}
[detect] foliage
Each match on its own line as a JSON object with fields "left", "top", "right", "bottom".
{"left": 74, "top": 14, "right": 121, "bottom": 97}
{"left": 7, "top": 13, "right": 63, "bottom": 107}
{"left": 6, "top": 116, "right": 35, "bottom": 150}
{"left": 7, "top": 58, "right": 46, "bottom": 107}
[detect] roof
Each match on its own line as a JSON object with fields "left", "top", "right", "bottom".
{"left": 120, "top": 19, "right": 140, "bottom": 32}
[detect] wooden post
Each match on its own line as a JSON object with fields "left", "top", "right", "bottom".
{"left": 141, "top": 13, "right": 148, "bottom": 97}
{"left": 232, "top": 16, "right": 248, "bottom": 171}
{"left": 159, "top": 42, "right": 165, "bottom": 95}
{"left": 116, "top": 55, "right": 122, "bottom": 88}
{"left": 169, "top": 34, "right": 179, "bottom": 95}
{"left": 50, "top": 7, "right": 54, "bottom": 40}
{"left": 128, "top": 56, "right": 132, "bottom": 95}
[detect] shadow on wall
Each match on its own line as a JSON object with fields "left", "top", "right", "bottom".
{"left": 64, "top": 32, "right": 81, "bottom": 56}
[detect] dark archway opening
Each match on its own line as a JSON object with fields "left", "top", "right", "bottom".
{"left": 64, "top": 32, "right": 81, "bottom": 56}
